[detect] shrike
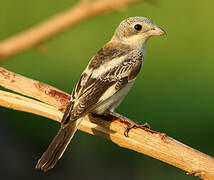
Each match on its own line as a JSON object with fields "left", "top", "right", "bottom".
{"left": 36, "top": 16, "right": 165, "bottom": 171}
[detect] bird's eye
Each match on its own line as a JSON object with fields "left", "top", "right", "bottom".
{"left": 134, "top": 24, "right": 142, "bottom": 31}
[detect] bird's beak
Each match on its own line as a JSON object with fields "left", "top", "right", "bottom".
{"left": 146, "top": 26, "right": 166, "bottom": 36}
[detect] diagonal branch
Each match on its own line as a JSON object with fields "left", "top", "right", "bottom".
{"left": 1, "top": 0, "right": 213, "bottom": 178}
{"left": 0, "top": 67, "right": 214, "bottom": 180}
{"left": 0, "top": 67, "right": 70, "bottom": 110}
{"left": 0, "top": 0, "right": 142, "bottom": 60}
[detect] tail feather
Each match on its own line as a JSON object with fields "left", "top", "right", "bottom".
{"left": 35, "top": 120, "right": 80, "bottom": 171}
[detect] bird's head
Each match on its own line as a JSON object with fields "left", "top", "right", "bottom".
{"left": 112, "top": 17, "right": 166, "bottom": 50}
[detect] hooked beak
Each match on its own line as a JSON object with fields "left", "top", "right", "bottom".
{"left": 146, "top": 26, "right": 166, "bottom": 36}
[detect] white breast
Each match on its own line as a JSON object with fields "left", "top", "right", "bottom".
{"left": 93, "top": 81, "right": 135, "bottom": 114}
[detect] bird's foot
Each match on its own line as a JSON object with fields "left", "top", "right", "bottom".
{"left": 108, "top": 111, "right": 150, "bottom": 137}
{"left": 124, "top": 121, "right": 150, "bottom": 137}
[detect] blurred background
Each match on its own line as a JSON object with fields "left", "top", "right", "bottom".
{"left": 0, "top": 0, "right": 213, "bottom": 179}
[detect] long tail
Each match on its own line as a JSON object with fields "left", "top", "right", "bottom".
{"left": 35, "top": 119, "right": 82, "bottom": 171}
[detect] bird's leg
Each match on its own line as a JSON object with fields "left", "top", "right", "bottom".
{"left": 90, "top": 110, "right": 116, "bottom": 121}
{"left": 109, "top": 111, "right": 150, "bottom": 137}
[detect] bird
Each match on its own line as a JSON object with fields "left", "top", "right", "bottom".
{"left": 35, "top": 16, "right": 165, "bottom": 171}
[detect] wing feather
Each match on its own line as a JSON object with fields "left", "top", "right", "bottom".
{"left": 64, "top": 46, "right": 143, "bottom": 124}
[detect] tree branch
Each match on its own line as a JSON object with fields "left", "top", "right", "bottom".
{"left": 0, "top": 68, "right": 214, "bottom": 180}
{"left": 0, "top": 0, "right": 142, "bottom": 60}
{"left": 0, "top": 67, "right": 70, "bottom": 110}
{"left": 1, "top": 0, "right": 213, "bottom": 178}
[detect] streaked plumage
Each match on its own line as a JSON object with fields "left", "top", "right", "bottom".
{"left": 36, "top": 17, "right": 165, "bottom": 171}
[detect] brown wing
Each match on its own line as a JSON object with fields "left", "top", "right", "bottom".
{"left": 70, "top": 77, "right": 116, "bottom": 121}
{"left": 62, "top": 49, "right": 143, "bottom": 126}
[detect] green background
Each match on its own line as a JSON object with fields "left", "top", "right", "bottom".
{"left": 0, "top": 0, "right": 213, "bottom": 179}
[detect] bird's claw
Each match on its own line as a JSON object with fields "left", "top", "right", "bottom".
{"left": 124, "top": 121, "right": 150, "bottom": 137}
